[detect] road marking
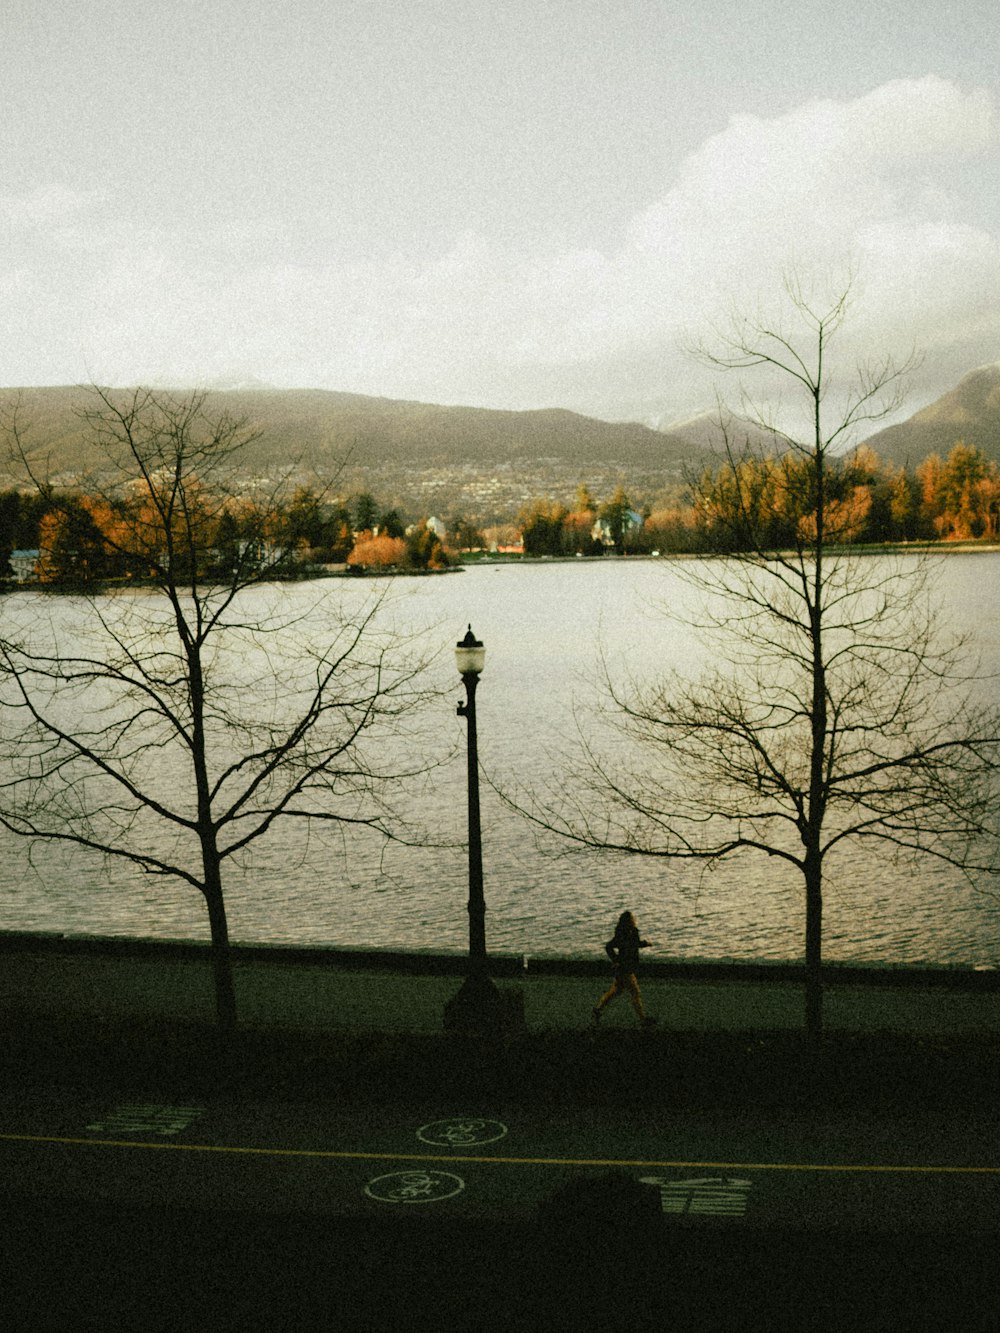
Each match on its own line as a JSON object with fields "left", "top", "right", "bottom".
{"left": 1, "top": 1132, "right": 998, "bottom": 1175}
{"left": 364, "top": 1170, "right": 465, "bottom": 1204}
{"left": 85, "top": 1104, "right": 203, "bottom": 1137}
{"left": 416, "top": 1118, "right": 508, "bottom": 1147}
{"left": 641, "top": 1175, "right": 753, "bottom": 1216}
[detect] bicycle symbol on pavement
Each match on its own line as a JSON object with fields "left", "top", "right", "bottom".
{"left": 416, "top": 1117, "right": 508, "bottom": 1147}
{"left": 364, "top": 1171, "right": 465, "bottom": 1204}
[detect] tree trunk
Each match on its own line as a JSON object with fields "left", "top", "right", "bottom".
{"left": 805, "top": 354, "right": 827, "bottom": 1043}
{"left": 804, "top": 848, "right": 823, "bottom": 1041}
{"left": 187, "top": 634, "right": 237, "bottom": 1031}
{"left": 202, "top": 852, "right": 237, "bottom": 1031}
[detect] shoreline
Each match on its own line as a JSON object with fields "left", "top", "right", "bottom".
{"left": 4, "top": 540, "right": 999, "bottom": 596}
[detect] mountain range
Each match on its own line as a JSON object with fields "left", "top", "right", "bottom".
{"left": 862, "top": 363, "right": 1000, "bottom": 467}
{"left": 1, "top": 365, "right": 998, "bottom": 519}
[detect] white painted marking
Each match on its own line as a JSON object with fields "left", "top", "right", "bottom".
{"left": 640, "top": 1175, "right": 753, "bottom": 1217}
{"left": 86, "top": 1104, "right": 203, "bottom": 1138}
{"left": 416, "top": 1118, "right": 508, "bottom": 1147}
{"left": 364, "top": 1170, "right": 465, "bottom": 1204}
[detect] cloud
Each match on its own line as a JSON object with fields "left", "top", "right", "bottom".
{"left": 0, "top": 183, "right": 93, "bottom": 227}
{"left": 2, "top": 76, "right": 999, "bottom": 421}
{"left": 619, "top": 76, "right": 997, "bottom": 318}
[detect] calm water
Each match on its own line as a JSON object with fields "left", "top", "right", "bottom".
{"left": 1, "top": 555, "right": 998, "bottom": 965}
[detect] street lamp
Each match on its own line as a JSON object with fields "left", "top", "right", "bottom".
{"left": 444, "top": 625, "right": 504, "bottom": 1032}
{"left": 455, "top": 625, "right": 487, "bottom": 974}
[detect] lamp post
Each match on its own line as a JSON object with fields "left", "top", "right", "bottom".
{"left": 455, "top": 625, "right": 488, "bottom": 976}
{"left": 444, "top": 624, "right": 507, "bottom": 1033}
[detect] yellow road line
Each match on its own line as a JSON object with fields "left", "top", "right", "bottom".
{"left": 1, "top": 1132, "right": 998, "bottom": 1176}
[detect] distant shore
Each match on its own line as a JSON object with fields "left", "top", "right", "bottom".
{"left": 5, "top": 540, "right": 998, "bottom": 595}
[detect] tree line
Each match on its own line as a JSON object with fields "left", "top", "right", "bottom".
{"left": 5, "top": 437, "right": 996, "bottom": 583}
{"left": 0, "top": 479, "right": 451, "bottom": 584}
{"left": 516, "top": 441, "right": 1000, "bottom": 557}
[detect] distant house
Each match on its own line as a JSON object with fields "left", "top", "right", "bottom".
{"left": 8, "top": 549, "right": 40, "bottom": 582}
{"left": 592, "top": 510, "right": 644, "bottom": 547}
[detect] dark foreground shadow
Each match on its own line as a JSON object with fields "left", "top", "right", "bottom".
{"left": 0, "top": 1195, "right": 995, "bottom": 1333}
{"left": 3, "top": 1012, "right": 998, "bottom": 1115}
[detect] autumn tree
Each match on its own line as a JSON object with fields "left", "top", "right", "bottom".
{"left": 379, "top": 508, "right": 406, "bottom": 540}
{"left": 644, "top": 501, "right": 703, "bottom": 553}
{"left": 0, "top": 387, "right": 440, "bottom": 1030}
{"left": 558, "top": 485, "right": 598, "bottom": 555}
{"left": 518, "top": 499, "right": 569, "bottom": 556}
{"left": 448, "top": 514, "right": 485, "bottom": 551}
{"left": 36, "top": 496, "right": 120, "bottom": 583}
{"left": 482, "top": 524, "right": 521, "bottom": 552}
{"left": 561, "top": 508, "right": 597, "bottom": 555}
{"left": 326, "top": 508, "right": 356, "bottom": 562}
{"left": 516, "top": 279, "right": 1000, "bottom": 1037}
{"left": 347, "top": 532, "right": 407, "bottom": 569}
{"left": 404, "top": 519, "right": 451, "bottom": 569}
{"left": 353, "top": 491, "right": 380, "bottom": 533}
{"left": 0, "top": 492, "right": 19, "bottom": 577}
{"left": 574, "top": 482, "right": 597, "bottom": 514}
{"left": 917, "top": 443, "right": 1000, "bottom": 541}
{"left": 841, "top": 447, "right": 918, "bottom": 542}
{"left": 886, "top": 465, "right": 919, "bottom": 540}
{"left": 597, "top": 485, "right": 635, "bottom": 554}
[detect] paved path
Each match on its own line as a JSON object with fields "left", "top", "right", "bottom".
{"left": 3, "top": 945, "right": 999, "bottom": 1036}
{"left": 2, "top": 1081, "right": 997, "bottom": 1235}
{"left": 2, "top": 1025, "right": 997, "bottom": 1329}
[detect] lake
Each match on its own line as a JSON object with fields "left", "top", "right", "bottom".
{"left": 1, "top": 553, "right": 998, "bottom": 965}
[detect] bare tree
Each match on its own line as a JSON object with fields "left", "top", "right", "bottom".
{"left": 514, "top": 278, "right": 1000, "bottom": 1037}
{"left": 0, "top": 387, "right": 443, "bottom": 1030}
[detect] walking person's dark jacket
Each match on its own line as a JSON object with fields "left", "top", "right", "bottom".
{"left": 605, "top": 918, "right": 650, "bottom": 975}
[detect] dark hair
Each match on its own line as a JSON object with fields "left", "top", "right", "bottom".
{"left": 617, "top": 910, "right": 635, "bottom": 930}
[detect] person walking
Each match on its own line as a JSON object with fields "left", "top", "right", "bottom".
{"left": 592, "top": 909, "right": 655, "bottom": 1027}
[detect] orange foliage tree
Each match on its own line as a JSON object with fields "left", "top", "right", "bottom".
{"left": 347, "top": 533, "right": 407, "bottom": 569}
{"left": 916, "top": 443, "right": 1000, "bottom": 540}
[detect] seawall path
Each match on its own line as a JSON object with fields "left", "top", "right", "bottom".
{"left": 1, "top": 932, "right": 997, "bottom": 1037}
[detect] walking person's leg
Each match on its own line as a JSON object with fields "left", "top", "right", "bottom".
{"left": 624, "top": 973, "right": 657, "bottom": 1026}
{"left": 623, "top": 972, "right": 647, "bottom": 1022}
{"left": 592, "top": 975, "right": 623, "bottom": 1022}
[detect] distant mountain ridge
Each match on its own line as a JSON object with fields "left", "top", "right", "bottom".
{"left": 863, "top": 363, "right": 1000, "bottom": 466}
{"left": 2, "top": 367, "right": 999, "bottom": 516}
{"left": 0, "top": 385, "right": 691, "bottom": 477}
{"left": 0, "top": 384, "right": 720, "bottom": 521}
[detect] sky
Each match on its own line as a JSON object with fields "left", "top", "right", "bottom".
{"left": 3, "top": 0, "right": 999, "bottom": 428}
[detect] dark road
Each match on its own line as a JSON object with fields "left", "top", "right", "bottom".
{"left": 2, "top": 1085, "right": 997, "bottom": 1330}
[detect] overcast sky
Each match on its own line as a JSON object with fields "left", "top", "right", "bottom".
{"left": 3, "top": 0, "right": 999, "bottom": 426}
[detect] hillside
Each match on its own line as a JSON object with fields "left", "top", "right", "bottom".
{"left": 0, "top": 385, "right": 697, "bottom": 520}
{"left": 0, "top": 384, "right": 693, "bottom": 471}
{"left": 863, "top": 363, "right": 1000, "bottom": 467}
{"left": 5, "top": 368, "right": 1000, "bottom": 521}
